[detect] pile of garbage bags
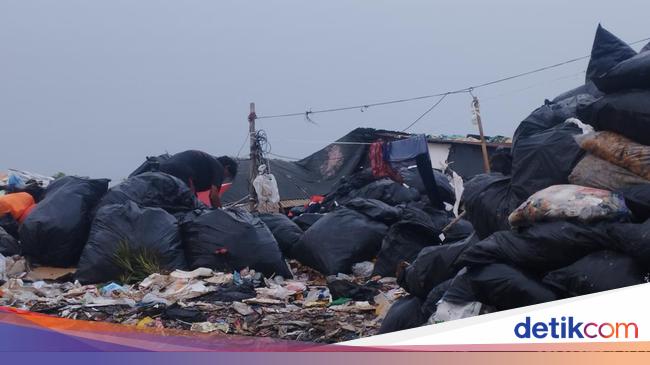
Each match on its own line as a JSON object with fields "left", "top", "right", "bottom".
{"left": 4, "top": 163, "right": 469, "bottom": 291}
{"left": 182, "top": 208, "right": 292, "bottom": 278}
{"left": 20, "top": 176, "right": 110, "bottom": 267}
{"left": 2, "top": 156, "right": 475, "bottom": 341}
{"left": 461, "top": 25, "right": 650, "bottom": 236}
{"left": 5, "top": 173, "right": 293, "bottom": 285}
{"left": 291, "top": 168, "right": 472, "bottom": 278}
{"left": 373, "top": 24, "right": 650, "bottom": 335}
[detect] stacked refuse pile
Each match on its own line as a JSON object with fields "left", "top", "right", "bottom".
{"left": 375, "top": 24, "right": 650, "bottom": 335}
{"left": 461, "top": 24, "right": 650, "bottom": 238}
{"left": 289, "top": 167, "right": 473, "bottom": 279}
{"left": 3, "top": 172, "right": 296, "bottom": 286}
{"left": 2, "top": 167, "right": 462, "bottom": 342}
{"left": 19, "top": 176, "right": 110, "bottom": 267}
{"left": 3, "top": 23, "right": 650, "bottom": 341}
{"left": 0, "top": 156, "right": 473, "bottom": 341}
{"left": 264, "top": 166, "right": 482, "bottom": 335}
{"left": 0, "top": 260, "right": 404, "bottom": 343}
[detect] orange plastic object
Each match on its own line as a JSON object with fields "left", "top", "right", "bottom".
{"left": 0, "top": 192, "right": 35, "bottom": 220}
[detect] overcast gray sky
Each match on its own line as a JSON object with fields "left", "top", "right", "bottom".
{"left": 1, "top": 0, "right": 648, "bottom": 181}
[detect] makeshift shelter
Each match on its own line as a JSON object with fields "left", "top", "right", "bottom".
{"left": 222, "top": 128, "right": 511, "bottom": 207}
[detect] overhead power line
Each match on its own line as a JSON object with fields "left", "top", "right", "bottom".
{"left": 256, "top": 89, "right": 468, "bottom": 120}
{"left": 401, "top": 93, "right": 449, "bottom": 132}
{"left": 255, "top": 35, "right": 650, "bottom": 121}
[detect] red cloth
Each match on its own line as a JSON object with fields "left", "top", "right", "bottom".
{"left": 196, "top": 183, "right": 232, "bottom": 207}
{"left": 197, "top": 191, "right": 211, "bottom": 207}
{"left": 369, "top": 141, "right": 402, "bottom": 182}
{"left": 309, "top": 195, "right": 325, "bottom": 204}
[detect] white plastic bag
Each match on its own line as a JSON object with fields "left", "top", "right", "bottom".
{"left": 253, "top": 170, "right": 280, "bottom": 213}
{"left": 430, "top": 300, "right": 483, "bottom": 323}
{"left": 451, "top": 170, "right": 464, "bottom": 217}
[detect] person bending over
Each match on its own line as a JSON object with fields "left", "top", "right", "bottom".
{"left": 158, "top": 150, "right": 238, "bottom": 208}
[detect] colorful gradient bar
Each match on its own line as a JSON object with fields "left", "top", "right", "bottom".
{"left": 2, "top": 306, "right": 650, "bottom": 356}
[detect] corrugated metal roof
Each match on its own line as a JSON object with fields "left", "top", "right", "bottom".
{"left": 280, "top": 199, "right": 310, "bottom": 208}
{"left": 427, "top": 138, "right": 512, "bottom": 148}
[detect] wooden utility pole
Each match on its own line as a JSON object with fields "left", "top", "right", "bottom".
{"left": 248, "top": 102, "right": 258, "bottom": 211}
{"left": 472, "top": 96, "right": 491, "bottom": 173}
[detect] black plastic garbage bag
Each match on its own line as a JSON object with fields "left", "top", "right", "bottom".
{"left": 348, "top": 179, "right": 421, "bottom": 206}
{"left": 543, "top": 251, "right": 645, "bottom": 297}
{"left": 324, "top": 173, "right": 420, "bottom": 209}
{"left": 489, "top": 147, "right": 513, "bottom": 175}
{"left": 76, "top": 202, "right": 186, "bottom": 284}
{"left": 513, "top": 94, "right": 595, "bottom": 143}
{"left": 372, "top": 206, "right": 443, "bottom": 277}
{"left": 322, "top": 170, "right": 377, "bottom": 208}
{"left": 405, "top": 201, "right": 449, "bottom": 224}
{"left": 291, "top": 207, "right": 387, "bottom": 275}
{"left": 192, "top": 282, "right": 256, "bottom": 303}
{"left": 378, "top": 296, "right": 428, "bottom": 334}
{"left": 585, "top": 24, "right": 636, "bottom": 83}
{"left": 20, "top": 176, "right": 109, "bottom": 267}
{"left": 398, "top": 234, "right": 478, "bottom": 299}
{"left": 578, "top": 90, "right": 650, "bottom": 146}
{"left": 467, "top": 263, "right": 558, "bottom": 310}
{"left": 328, "top": 280, "right": 379, "bottom": 301}
{"left": 442, "top": 268, "right": 477, "bottom": 304}
{"left": 404, "top": 205, "right": 473, "bottom": 245}
{"left": 458, "top": 222, "right": 611, "bottom": 273}
{"left": 551, "top": 82, "right": 604, "bottom": 103}
{"left": 344, "top": 198, "right": 402, "bottom": 225}
{"left": 402, "top": 168, "right": 455, "bottom": 205}
{"left": 0, "top": 214, "right": 19, "bottom": 240}
{"left": 461, "top": 173, "right": 516, "bottom": 239}
{"left": 434, "top": 170, "right": 456, "bottom": 205}
{"left": 97, "top": 172, "right": 201, "bottom": 214}
{"left": 258, "top": 213, "right": 303, "bottom": 256}
{"left": 0, "top": 226, "right": 20, "bottom": 256}
{"left": 373, "top": 204, "right": 468, "bottom": 278}
{"left": 421, "top": 279, "right": 452, "bottom": 317}
{"left": 606, "top": 219, "right": 650, "bottom": 266}
{"left": 511, "top": 123, "right": 585, "bottom": 204}
{"left": 292, "top": 213, "right": 324, "bottom": 231}
{"left": 183, "top": 208, "right": 292, "bottom": 278}
{"left": 443, "top": 218, "right": 475, "bottom": 243}
{"left": 594, "top": 51, "right": 650, "bottom": 93}
{"left": 618, "top": 184, "right": 650, "bottom": 221}
{"left": 163, "top": 305, "right": 207, "bottom": 323}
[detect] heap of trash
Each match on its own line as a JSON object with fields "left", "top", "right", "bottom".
{"left": 1, "top": 259, "right": 404, "bottom": 342}
{"left": 3, "top": 24, "right": 650, "bottom": 341}
{"left": 376, "top": 24, "right": 650, "bottom": 334}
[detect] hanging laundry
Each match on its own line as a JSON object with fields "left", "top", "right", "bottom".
{"left": 369, "top": 141, "right": 402, "bottom": 182}
{"left": 384, "top": 135, "right": 429, "bottom": 162}
{"left": 384, "top": 135, "right": 443, "bottom": 209}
